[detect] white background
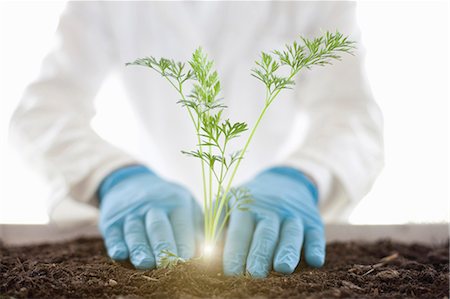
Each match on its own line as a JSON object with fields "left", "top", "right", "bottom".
{"left": 0, "top": 1, "right": 448, "bottom": 224}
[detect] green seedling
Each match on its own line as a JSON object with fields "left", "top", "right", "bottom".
{"left": 158, "top": 250, "right": 186, "bottom": 269}
{"left": 127, "top": 31, "right": 355, "bottom": 260}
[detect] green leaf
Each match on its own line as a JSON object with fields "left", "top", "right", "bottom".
{"left": 158, "top": 250, "right": 185, "bottom": 269}
{"left": 253, "top": 31, "right": 355, "bottom": 95}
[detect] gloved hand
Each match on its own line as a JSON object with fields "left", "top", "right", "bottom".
{"left": 223, "top": 166, "right": 325, "bottom": 278}
{"left": 98, "top": 165, "right": 202, "bottom": 269}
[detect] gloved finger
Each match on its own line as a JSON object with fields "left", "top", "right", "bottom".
{"left": 103, "top": 223, "right": 129, "bottom": 260}
{"left": 223, "top": 210, "right": 255, "bottom": 276}
{"left": 304, "top": 226, "right": 326, "bottom": 268}
{"left": 124, "top": 215, "right": 156, "bottom": 269}
{"left": 246, "top": 213, "right": 280, "bottom": 278}
{"left": 145, "top": 209, "right": 177, "bottom": 267}
{"left": 170, "top": 205, "right": 196, "bottom": 259}
{"left": 273, "top": 218, "right": 304, "bottom": 274}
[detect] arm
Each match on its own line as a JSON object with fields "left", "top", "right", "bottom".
{"left": 223, "top": 2, "right": 384, "bottom": 277}
{"left": 9, "top": 3, "right": 204, "bottom": 268}
{"left": 9, "top": 2, "right": 136, "bottom": 217}
{"left": 281, "top": 2, "right": 384, "bottom": 207}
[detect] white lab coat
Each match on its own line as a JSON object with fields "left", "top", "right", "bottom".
{"left": 9, "top": 2, "right": 384, "bottom": 226}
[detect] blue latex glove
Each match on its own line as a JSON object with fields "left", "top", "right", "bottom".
{"left": 98, "top": 165, "right": 202, "bottom": 269}
{"left": 223, "top": 166, "right": 325, "bottom": 278}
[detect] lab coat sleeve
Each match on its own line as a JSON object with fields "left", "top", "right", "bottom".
{"left": 9, "top": 2, "right": 137, "bottom": 216}
{"left": 280, "top": 3, "right": 384, "bottom": 208}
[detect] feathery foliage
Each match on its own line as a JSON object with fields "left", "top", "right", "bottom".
{"left": 127, "top": 31, "right": 355, "bottom": 258}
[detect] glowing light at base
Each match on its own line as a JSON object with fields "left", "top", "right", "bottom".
{"left": 203, "top": 244, "right": 215, "bottom": 257}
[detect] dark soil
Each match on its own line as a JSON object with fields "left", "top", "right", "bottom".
{"left": 0, "top": 237, "right": 448, "bottom": 298}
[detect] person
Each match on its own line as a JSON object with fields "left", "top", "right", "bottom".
{"left": 9, "top": 2, "right": 383, "bottom": 278}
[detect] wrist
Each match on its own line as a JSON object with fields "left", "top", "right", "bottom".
{"left": 98, "top": 165, "right": 155, "bottom": 200}
{"left": 265, "top": 166, "right": 319, "bottom": 204}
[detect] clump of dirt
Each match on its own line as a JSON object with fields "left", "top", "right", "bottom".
{"left": 0, "top": 237, "right": 448, "bottom": 298}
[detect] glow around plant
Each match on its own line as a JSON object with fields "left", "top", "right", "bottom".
{"left": 202, "top": 243, "right": 215, "bottom": 258}
{"left": 127, "top": 31, "right": 355, "bottom": 255}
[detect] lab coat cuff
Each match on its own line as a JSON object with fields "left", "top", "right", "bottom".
{"left": 72, "top": 156, "right": 139, "bottom": 207}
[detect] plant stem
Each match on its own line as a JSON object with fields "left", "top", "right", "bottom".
{"left": 210, "top": 140, "right": 227, "bottom": 240}
{"left": 176, "top": 81, "right": 209, "bottom": 238}
{"left": 209, "top": 103, "right": 269, "bottom": 241}
{"left": 213, "top": 195, "right": 241, "bottom": 244}
{"left": 207, "top": 133, "right": 213, "bottom": 239}
{"left": 209, "top": 73, "right": 295, "bottom": 243}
